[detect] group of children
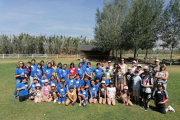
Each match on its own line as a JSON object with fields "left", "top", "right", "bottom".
{"left": 14, "top": 58, "right": 175, "bottom": 114}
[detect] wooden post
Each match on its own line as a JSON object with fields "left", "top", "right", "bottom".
{"left": 3, "top": 54, "right": 4, "bottom": 59}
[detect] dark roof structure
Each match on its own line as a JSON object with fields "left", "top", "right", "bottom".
{"left": 78, "top": 45, "right": 99, "bottom": 51}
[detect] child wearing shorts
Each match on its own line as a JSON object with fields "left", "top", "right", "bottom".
{"left": 65, "top": 86, "right": 77, "bottom": 106}
{"left": 154, "top": 82, "right": 175, "bottom": 114}
{"left": 34, "top": 83, "right": 42, "bottom": 103}
{"left": 132, "top": 70, "right": 142, "bottom": 105}
{"left": 89, "top": 80, "right": 98, "bottom": 104}
{"left": 78, "top": 85, "right": 89, "bottom": 106}
{"left": 50, "top": 83, "right": 58, "bottom": 103}
{"left": 121, "top": 86, "right": 133, "bottom": 106}
{"left": 57, "top": 83, "right": 67, "bottom": 104}
{"left": 29, "top": 77, "right": 38, "bottom": 100}
{"left": 17, "top": 77, "right": 29, "bottom": 102}
{"left": 107, "top": 82, "right": 116, "bottom": 106}
{"left": 98, "top": 81, "right": 107, "bottom": 104}
{"left": 140, "top": 71, "right": 153, "bottom": 111}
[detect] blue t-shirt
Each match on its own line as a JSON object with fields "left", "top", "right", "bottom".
{"left": 56, "top": 68, "right": 62, "bottom": 79}
{"left": 57, "top": 82, "right": 67, "bottom": 89}
{"left": 61, "top": 69, "right": 70, "bottom": 81}
{"left": 48, "top": 81, "right": 57, "bottom": 86}
{"left": 89, "top": 85, "right": 98, "bottom": 98}
{"left": 42, "top": 65, "right": 47, "bottom": 73}
{"left": 31, "top": 83, "right": 36, "bottom": 92}
{"left": 45, "top": 68, "right": 54, "bottom": 79}
{"left": 102, "top": 79, "right": 109, "bottom": 85}
{"left": 75, "top": 79, "right": 81, "bottom": 89}
{"left": 96, "top": 82, "right": 101, "bottom": 87}
{"left": 79, "top": 90, "right": 89, "bottom": 100}
{"left": 66, "top": 79, "right": 76, "bottom": 90}
{"left": 81, "top": 62, "right": 88, "bottom": 69}
{"left": 15, "top": 68, "right": 26, "bottom": 79}
{"left": 76, "top": 68, "right": 85, "bottom": 79}
{"left": 17, "top": 82, "right": 29, "bottom": 96}
{"left": 57, "top": 87, "right": 67, "bottom": 96}
{"left": 30, "top": 65, "right": 37, "bottom": 77}
{"left": 39, "top": 79, "right": 49, "bottom": 88}
{"left": 81, "top": 80, "right": 90, "bottom": 87}
{"left": 85, "top": 67, "right": 93, "bottom": 76}
{"left": 93, "top": 68, "right": 104, "bottom": 79}
{"left": 35, "top": 68, "right": 42, "bottom": 79}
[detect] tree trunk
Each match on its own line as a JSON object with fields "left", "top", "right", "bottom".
{"left": 115, "top": 49, "right": 118, "bottom": 60}
{"left": 145, "top": 48, "right": 148, "bottom": 58}
{"left": 137, "top": 50, "right": 139, "bottom": 63}
{"left": 134, "top": 48, "right": 137, "bottom": 59}
{"left": 112, "top": 49, "right": 115, "bottom": 59}
{"left": 170, "top": 48, "right": 173, "bottom": 65}
{"left": 120, "top": 49, "right": 122, "bottom": 59}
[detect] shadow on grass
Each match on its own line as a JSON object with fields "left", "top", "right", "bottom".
{"left": 149, "top": 105, "right": 156, "bottom": 111}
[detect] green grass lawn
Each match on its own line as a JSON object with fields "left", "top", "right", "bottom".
{"left": 0, "top": 58, "right": 179, "bottom": 120}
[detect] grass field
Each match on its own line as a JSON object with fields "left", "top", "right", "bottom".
{"left": 0, "top": 58, "right": 179, "bottom": 120}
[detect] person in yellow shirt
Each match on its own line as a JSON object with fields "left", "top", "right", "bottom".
{"left": 65, "top": 86, "right": 77, "bottom": 106}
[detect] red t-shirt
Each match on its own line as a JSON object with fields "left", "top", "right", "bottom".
{"left": 69, "top": 67, "right": 76, "bottom": 76}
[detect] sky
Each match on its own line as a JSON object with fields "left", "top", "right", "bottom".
{"left": 0, "top": 0, "right": 170, "bottom": 40}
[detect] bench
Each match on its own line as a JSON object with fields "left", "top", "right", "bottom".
{"left": 162, "top": 59, "right": 180, "bottom": 65}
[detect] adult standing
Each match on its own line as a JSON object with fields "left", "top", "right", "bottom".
{"left": 30, "top": 59, "right": 37, "bottom": 86}
{"left": 119, "top": 58, "right": 127, "bottom": 74}
{"left": 154, "top": 64, "right": 169, "bottom": 92}
{"left": 51, "top": 60, "right": 57, "bottom": 76}
{"left": 131, "top": 60, "right": 137, "bottom": 74}
{"left": 101, "top": 60, "right": 106, "bottom": 71}
{"left": 13, "top": 61, "right": 26, "bottom": 99}
{"left": 40, "top": 60, "right": 47, "bottom": 73}
{"left": 81, "top": 57, "right": 88, "bottom": 69}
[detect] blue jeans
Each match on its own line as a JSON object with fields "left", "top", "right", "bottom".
{"left": 13, "top": 78, "right": 22, "bottom": 96}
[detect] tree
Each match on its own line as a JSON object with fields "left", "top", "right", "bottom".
{"left": 94, "top": 0, "right": 129, "bottom": 60}
{"left": 160, "top": 0, "right": 180, "bottom": 63}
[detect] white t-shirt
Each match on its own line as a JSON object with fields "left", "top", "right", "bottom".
{"left": 131, "top": 66, "right": 137, "bottom": 74}
{"left": 108, "top": 66, "right": 113, "bottom": 72}
{"left": 142, "top": 77, "right": 153, "bottom": 93}
{"left": 107, "top": 87, "right": 116, "bottom": 98}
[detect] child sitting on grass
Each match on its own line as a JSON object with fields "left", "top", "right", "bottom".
{"left": 34, "top": 83, "right": 42, "bottom": 103}
{"left": 65, "top": 86, "right": 77, "bottom": 106}
{"left": 41, "top": 80, "right": 52, "bottom": 103}
{"left": 78, "top": 85, "right": 89, "bottom": 107}
{"left": 17, "top": 77, "right": 29, "bottom": 102}
{"left": 121, "top": 86, "right": 133, "bottom": 106}
{"left": 50, "top": 83, "right": 58, "bottom": 103}
{"left": 107, "top": 82, "right": 116, "bottom": 106}
{"left": 29, "top": 77, "right": 38, "bottom": 100}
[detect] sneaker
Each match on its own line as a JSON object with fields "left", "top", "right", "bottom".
{"left": 72, "top": 103, "right": 75, "bottom": 106}
{"left": 145, "top": 107, "right": 149, "bottom": 111}
{"left": 79, "top": 103, "right": 82, "bottom": 106}
{"left": 168, "top": 105, "right": 175, "bottom": 112}
{"left": 122, "top": 103, "right": 125, "bottom": 106}
{"left": 16, "top": 96, "right": 19, "bottom": 99}
{"left": 54, "top": 100, "right": 56, "bottom": 103}
{"left": 13, "top": 95, "right": 16, "bottom": 100}
{"left": 140, "top": 106, "right": 144, "bottom": 109}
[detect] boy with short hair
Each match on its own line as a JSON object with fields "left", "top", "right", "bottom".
{"left": 140, "top": 71, "right": 153, "bottom": 111}
{"left": 89, "top": 80, "right": 98, "bottom": 104}
{"left": 57, "top": 83, "right": 67, "bottom": 104}
{"left": 104, "top": 66, "right": 112, "bottom": 81}
{"left": 76, "top": 63, "right": 85, "bottom": 80}
{"left": 66, "top": 73, "right": 76, "bottom": 91}
{"left": 29, "top": 77, "right": 38, "bottom": 100}
{"left": 132, "top": 70, "right": 142, "bottom": 105}
{"left": 17, "top": 77, "right": 29, "bottom": 102}
{"left": 93, "top": 63, "right": 104, "bottom": 80}
{"left": 78, "top": 85, "right": 89, "bottom": 106}
{"left": 101, "top": 74, "right": 109, "bottom": 87}
{"left": 24, "top": 61, "right": 31, "bottom": 78}
{"left": 81, "top": 76, "right": 90, "bottom": 92}
{"left": 61, "top": 64, "right": 70, "bottom": 81}
{"left": 75, "top": 73, "right": 81, "bottom": 95}
{"left": 65, "top": 86, "right": 77, "bottom": 106}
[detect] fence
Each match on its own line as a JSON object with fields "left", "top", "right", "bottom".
{"left": 0, "top": 54, "right": 80, "bottom": 59}
{"left": 122, "top": 54, "right": 172, "bottom": 57}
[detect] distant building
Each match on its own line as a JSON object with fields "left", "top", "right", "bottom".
{"left": 78, "top": 45, "right": 110, "bottom": 60}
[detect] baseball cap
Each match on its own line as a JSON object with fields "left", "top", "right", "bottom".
{"left": 149, "top": 64, "right": 154, "bottom": 67}
{"left": 155, "top": 59, "right": 160, "bottom": 62}
{"left": 101, "top": 81, "right": 106, "bottom": 84}
{"left": 106, "top": 66, "right": 110, "bottom": 69}
{"left": 33, "top": 77, "right": 38, "bottom": 80}
{"left": 132, "top": 60, "right": 136, "bottom": 63}
{"left": 161, "top": 64, "right": 166, "bottom": 67}
{"left": 134, "top": 70, "right": 139, "bottom": 73}
{"left": 109, "top": 81, "right": 114, "bottom": 84}
{"left": 144, "top": 71, "right": 150, "bottom": 75}
{"left": 143, "top": 66, "right": 149, "bottom": 70}
{"left": 108, "top": 61, "right": 112, "bottom": 63}
{"left": 115, "top": 62, "right": 119, "bottom": 65}
{"left": 137, "top": 64, "right": 142, "bottom": 67}
{"left": 36, "top": 83, "right": 41, "bottom": 87}
{"left": 157, "top": 82, "right": 163, "bottom": 86}
{"left": 51, "top": 83, "right": 56, "bottom": 87}
{"left": 44, "top": 79, "right": 49, "bottom": 83}
{"left": 128, "top": 67, "right": 132, "bottom": 70}
{"left": 124, "top": 86, "right": 128, "bottom": 90}
{"left": 70, "top": 86, "right": 74, "bottom": 89}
